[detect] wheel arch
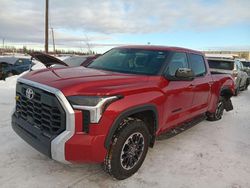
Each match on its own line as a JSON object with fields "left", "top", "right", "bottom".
{"left": 220, "top": 86, "right": 234, "bottom": 111}
{"left": 220, "top": 86, "right": 234, "bottom": 99}
{"left": 104, "top": 104, "right": 159, "bottom": 149}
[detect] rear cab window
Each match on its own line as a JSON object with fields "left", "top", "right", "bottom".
{"left": 188, "top": 54, "right": 207, "bottom": 77}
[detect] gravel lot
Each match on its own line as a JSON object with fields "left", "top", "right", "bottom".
{"left": 0, "top": 78, "right": 250, "bottom": 188}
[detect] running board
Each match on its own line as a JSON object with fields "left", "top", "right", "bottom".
{"left": 157, "top": 114, "right": 206, "bottom": 140}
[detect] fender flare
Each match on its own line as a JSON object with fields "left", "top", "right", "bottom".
{"left": 104, "top": 104, "right": 159, "bottom": 149}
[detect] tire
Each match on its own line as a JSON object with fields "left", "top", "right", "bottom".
{"left": 207, "top": 98, "right": 224, "bottom": 121}
{"left": 104, "top": 118, "right": 150, "bottom": 180}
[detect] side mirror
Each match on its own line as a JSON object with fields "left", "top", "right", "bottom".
{"left": 175, "top": 68, "right": 195, "bottom": 81}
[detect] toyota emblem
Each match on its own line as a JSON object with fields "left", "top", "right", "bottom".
{"left": 26, "top": 88, "right": 34, "bottom": 100}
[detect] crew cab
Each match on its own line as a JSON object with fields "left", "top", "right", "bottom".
{"left": 12, "top": 46, "right": 234, "bottom": 180}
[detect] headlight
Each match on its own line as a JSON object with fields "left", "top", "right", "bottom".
{"left": 67, "top": 95, "right": 122, "bottom": 123}
{"left": 67, "top": 96, "right": 104, "bottom": 106}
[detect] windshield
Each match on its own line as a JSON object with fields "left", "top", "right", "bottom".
{"left": 242, "top": 61, "right": 250, "bottom": 68}
{"left": 87, "top": 48, "right": 169, "bottom": 75}
{"left": 207, "top": 59, "right": 234, "bottom": 70}
{"left": 15, "top": 58, "right": 31, "bottom": 65}
{"left": 64, "top": 56, "right": 87, "bottom": 67}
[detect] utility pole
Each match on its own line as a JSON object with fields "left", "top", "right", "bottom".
{"left": 45, "top": 0, "right": 49, "bottom": 53}
{"left": 51, "top": 27, "right": 56, "bottom": 53}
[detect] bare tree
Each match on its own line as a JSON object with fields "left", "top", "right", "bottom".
{"left": 83, "top": 34, "right": 92, "bottom": 54}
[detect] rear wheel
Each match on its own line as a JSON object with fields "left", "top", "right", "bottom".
{"left": 104, "top": 118, "right": 149, "bottom": 180}
{"left": 207, "top": 98, "right": 224, "bottom": 121}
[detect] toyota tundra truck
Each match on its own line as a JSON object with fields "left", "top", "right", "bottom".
{"left": 12, "top": 46, "right": 234, "bottom": 180}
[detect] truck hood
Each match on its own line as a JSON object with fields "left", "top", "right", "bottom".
{"left": 21, "top": 67, "right": 155, "bottom": 96}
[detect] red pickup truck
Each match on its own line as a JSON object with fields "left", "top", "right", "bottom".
{"left": 12, "top": 46, "right": 234, "bottom": 179}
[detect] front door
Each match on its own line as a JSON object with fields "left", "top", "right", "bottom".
{"left": 162, "top": 52, "right": 195, "bottom": 130}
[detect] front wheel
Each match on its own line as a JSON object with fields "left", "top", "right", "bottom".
{"left": 104, "top": 118, "right": 149, "bottom": 180}
{"left": 207, "top": 98, "right": 224, "bottom": 121}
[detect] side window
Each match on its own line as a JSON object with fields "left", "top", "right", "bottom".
{"left": 188, "top": 54, "right": 206, "bottom": 77}
{"left": 1, "top": 63, "right": 10, "bottom": 71}
{"left": 239, "top": 62, "right": 243, "bottom": 70}
{"left": 165, "top": 52, "right": 188, "bottom": 76}
{"left": 236, "top": 61, "right": 240, "bottom": 70}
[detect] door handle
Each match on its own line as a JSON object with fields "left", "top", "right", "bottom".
{"left": 208, "top": 81, "right": 214, "bottom": 87}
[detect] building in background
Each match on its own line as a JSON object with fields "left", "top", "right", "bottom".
{"left": 204, "top": 51, "right": 250, "bottom": 60}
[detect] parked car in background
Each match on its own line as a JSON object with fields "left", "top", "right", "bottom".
{"left": 0, "top": 56, "right": 33, "bottom": 80}
{"left": 242, "top": 60, "right": 250, "bottom": 69}
{"left": 207, "top": 57, "right": 248, "bottom": 95}
{"left": 241, "top": 60, "right": 250, "bottom": 83}
{"left": 29, "top": 52, "right": 101, "bottom": 69}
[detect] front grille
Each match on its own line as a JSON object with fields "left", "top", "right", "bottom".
{"left": 15, "top": 82, "right": 66, "bottom": 138}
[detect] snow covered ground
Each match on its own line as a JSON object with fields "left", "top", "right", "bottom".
{"left": 0, "top": 75, "right": 250, "bottom": 188}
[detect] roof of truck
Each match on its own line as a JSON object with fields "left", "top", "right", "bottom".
{"left": 115, "top": 45, "right": 203, "bottom": 55}
{"left": 0, "top": 57, "right": 20, "bottom": 65}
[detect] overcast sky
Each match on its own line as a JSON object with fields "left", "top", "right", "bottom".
{"left": 0, "top": 0, "right": 250, "bottom": 52}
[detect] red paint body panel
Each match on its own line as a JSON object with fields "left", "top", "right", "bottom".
{"left": 21, "top": 46, "right": 235, "bottom": 163}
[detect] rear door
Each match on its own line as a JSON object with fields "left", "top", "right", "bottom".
{"left": 188, "top": 53, "right": 210, "bottom": 115}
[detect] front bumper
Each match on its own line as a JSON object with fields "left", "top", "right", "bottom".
{"left": 12, "top": 110, "right": 107, "bottom": 163}
{"left": 12, "top": 113, "right": 52, "bottom": 157}
{"left": 12, "top": 78, "right": 107, "bottom": 164}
